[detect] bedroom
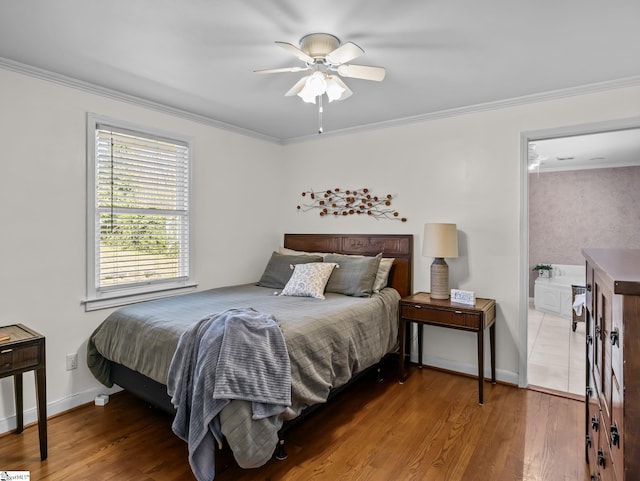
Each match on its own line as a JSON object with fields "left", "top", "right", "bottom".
{"left": 1, "top": 1, "right": 640, "bottom": 480}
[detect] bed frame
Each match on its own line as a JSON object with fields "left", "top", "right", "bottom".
{"left": 109, "top": 233, "right": 413, "bottom": 455}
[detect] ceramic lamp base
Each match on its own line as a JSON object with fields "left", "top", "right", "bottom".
{"left": 430, "top": 257, "right": 450, "bottom": 299}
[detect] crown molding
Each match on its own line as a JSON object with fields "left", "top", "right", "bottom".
{"left": 284, "top": 75, "right": 640, "bottom": 144}
{"left": 0, "top": 56, "right": 281, "bottom": 144}
{"left": 2, "top": 56, "right": 639, "bottom": 145}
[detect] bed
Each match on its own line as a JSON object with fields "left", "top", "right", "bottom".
{"left": 87, "top": 233, "right": 413, "bottom": 479}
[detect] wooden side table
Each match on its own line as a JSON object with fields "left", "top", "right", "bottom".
{"left": 0, "top": 323, "right": 47, "bottom": 460}
{"left": 398, "top": 293, "right": 496, "bottom": 404}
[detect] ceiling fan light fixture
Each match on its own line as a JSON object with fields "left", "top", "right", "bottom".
{"left": 297, "top": 71, "right": 327, "bottom": 103}
{"left": 325, "top": 76, "right": 346, "bottom": 102}
{"left": 306, "top": 72, "right": 327, "bottom": 95}
{"left": 298, "top": 91, "right": 317, "bottom": 104}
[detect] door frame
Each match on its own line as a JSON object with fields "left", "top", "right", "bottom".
{"left": 519, "top": 116, "right": 640, "bottom": 388}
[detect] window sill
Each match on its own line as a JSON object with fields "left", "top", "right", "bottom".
{"left": 83, "top": 282, "right": 198, "bottom": 311}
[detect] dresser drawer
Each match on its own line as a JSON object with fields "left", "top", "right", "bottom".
{"left": 600, "top": 419, "right": 618, "bottom": 481}
{"left": 401, "top": 304, "right": 480, "bottom": 329}
{"left": 0, "top": 344, "right": 41, "bottom": 375}
{"left": 586, "top": 380, "right": 600, "bottom": 466}
{"left": 610, "top": 371, "right": 623, "bottom": 479}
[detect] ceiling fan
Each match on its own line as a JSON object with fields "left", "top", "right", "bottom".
{"left": 255, "top": 33, "right": 386, "bottom": 105}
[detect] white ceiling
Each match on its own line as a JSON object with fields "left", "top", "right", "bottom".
{"left": 530, "top": 128, "right": 640, "bottom": 172}
{"left": 1, "top": 0, "right": 640, "bottom": 143}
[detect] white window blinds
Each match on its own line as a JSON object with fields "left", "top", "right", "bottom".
{"left": 94, "top": 123, "right": 190, "bottom": 291}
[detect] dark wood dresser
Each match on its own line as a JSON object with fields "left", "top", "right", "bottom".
{"left": 583, "top": 248, "right": 640, "bottom": 481}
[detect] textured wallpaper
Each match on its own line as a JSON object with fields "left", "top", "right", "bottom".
{"left": 528, "top": 165, "right": 640, "bottom": 296}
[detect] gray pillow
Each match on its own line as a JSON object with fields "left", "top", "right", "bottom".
{"left": 257, "top": 252, "right": 323, "bottom": 289}
{"left": 324, "top": 253, "right": 382, "bottom": 297}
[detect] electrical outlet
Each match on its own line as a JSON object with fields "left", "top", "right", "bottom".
{"left": 66, "top": 353, "right": 78, "bottom": 371}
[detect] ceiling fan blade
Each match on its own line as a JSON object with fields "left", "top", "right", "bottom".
{"left": 325, "top": 41, "right": 364, "bottom": 65}
{"left": 284, "top": 76, "right": 310, "bottom": 97}
{"left": 254, "top": 66, "right": 308, "bottom": 74}
{"left": 337, "top": 64, "right": 386, "bottom": 82}
{"left": 275, "top": 41, "right": 315, "bottom": 64}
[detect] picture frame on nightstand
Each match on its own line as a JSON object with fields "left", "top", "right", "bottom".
{"left": 450, "top": 288, "right": 475, "bottom": 306}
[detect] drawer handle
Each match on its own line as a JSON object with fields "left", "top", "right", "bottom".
{"left": 586, "top": 434, "right": 592, "bottom": 449}
{"left": 597, "top": 448, "right": 606, "bottom": 467}
{"left": 610, "top": 328, "right": 619, "bottom": 347}
{"left": 586, "top": 334, "right": 593, "bottom": 346}
{"left": 611, "top": 424, "right": 620, "bottom": 448}
{"left": 586, "top": 284, "right": 592, "bottom": 292}
{"left": 591, "top": 415, "right": 599, "bottom": 432}
{"left": 413, "top": 304, "right": 422, "bottom": 309}
{"left": 0, "top": 349, "right": 12, "bottom": 354}
{"left": 454, "top": 310, "right": 462, "bottom": 314}
{"left": 586, "top": 386, "right": 593, "bottom": 398}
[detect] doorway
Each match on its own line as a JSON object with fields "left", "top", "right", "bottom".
{"left": 520, "top": 118, "right": 640, "bottom": 395}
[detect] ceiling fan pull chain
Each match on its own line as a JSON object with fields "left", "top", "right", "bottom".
{"left": 318, "top": 94, "right": 324, "bottom": 134}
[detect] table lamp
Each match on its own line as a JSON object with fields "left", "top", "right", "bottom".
{"left": 423, "top": 223, "right": 458, "bottom": 299}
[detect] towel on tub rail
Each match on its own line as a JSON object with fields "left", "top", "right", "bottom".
{"left": 167, "top": 307, "right": 291, "bottom": 481}
{"left": 573, "top": 293, "right": 586, "bottom": 316}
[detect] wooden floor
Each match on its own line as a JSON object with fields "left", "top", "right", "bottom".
{"left": 1, "top": 365, "right": 589, "bottom": 481}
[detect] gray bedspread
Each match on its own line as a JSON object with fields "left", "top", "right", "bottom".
{"left": 87, "top": 284, "right": 399, "bottom": 472}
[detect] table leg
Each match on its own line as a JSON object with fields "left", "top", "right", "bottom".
{"left": 35, "top": 367, "right": 47, "bottom": 460}
{"left": 399, "top": 317, "right": 406, "bottom": 383}
{"left": 477, "top": 327, "right": 484, "bottom": 405}
{"left": 13, "top": 373, "right": 23, "bottom": 433}
{"left": 490, "top": 323, "right": 496, "bottom": 384}
{"left": 418, "top": 324, "right": 423, "bottom": 368}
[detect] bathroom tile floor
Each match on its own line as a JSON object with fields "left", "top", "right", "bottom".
{"left": 528, "top": 302, "right": 585, "bottom": 397}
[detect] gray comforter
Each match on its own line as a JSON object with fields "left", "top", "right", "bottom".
{"left": 87, "top": 284, "right": 399, "bottom": 472}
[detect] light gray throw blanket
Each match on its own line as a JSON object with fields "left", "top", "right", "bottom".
{"left": 167, "top": 308, "right": 291, "bottom": 481}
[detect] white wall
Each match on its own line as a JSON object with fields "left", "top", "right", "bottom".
{"left": 281, "top": 85, "right": 640, "bottom": 383}
{"left": 0, "top": 68, "right": 286, "bottom": 431}
{"left": 1, "top": 64, "right": 639, "bottom": 432}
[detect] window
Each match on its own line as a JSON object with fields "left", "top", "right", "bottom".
{"left": 85, "top": 114, "right": 194, "bottom": 310}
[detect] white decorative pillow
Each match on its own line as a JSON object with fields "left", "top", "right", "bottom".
{"left": 280, "top": 262, "right": 338, "bottom": 299}
{"left": 373, "top": 257, "right": 395, "bottom": 292}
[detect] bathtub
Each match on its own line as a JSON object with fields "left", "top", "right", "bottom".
{"left": 534, "top": 264, "right": 585, "bottom": 319}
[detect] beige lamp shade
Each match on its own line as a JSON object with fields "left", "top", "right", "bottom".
{"left": 423, "top": 223, "right": 458, "bottom": 258}
{"left": 423, "top": 223, "right": 458, "bottom": 299}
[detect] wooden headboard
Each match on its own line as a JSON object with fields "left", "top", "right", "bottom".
{"left": 283, "top": 233, "right": 413, "bottom": 298}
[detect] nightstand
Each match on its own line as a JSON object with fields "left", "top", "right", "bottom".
{"left": 0, "top": 323, "right": 47, "bottom": 460}
{"left": 398, "top": 293, "right": 496, "bottom": 404}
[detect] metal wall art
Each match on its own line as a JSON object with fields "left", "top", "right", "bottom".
{"left": 297, "top": 187, "right": 407, "bottom": 222}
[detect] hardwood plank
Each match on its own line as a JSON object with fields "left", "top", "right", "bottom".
{"left": 0, "top": 365, "right": 588, "bottom": 481}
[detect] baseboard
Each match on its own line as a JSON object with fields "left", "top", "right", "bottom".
{"left": 527, "top": 383, "right": 583, "bottom": 401}
{"left": 0, "top": 385, "right": 122, "bottom": 435}
{"left": 418, "top": 355, "right": 519, "bottom": 386}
